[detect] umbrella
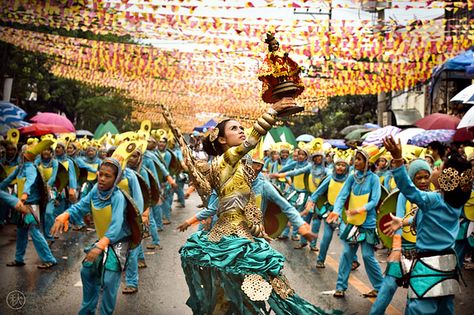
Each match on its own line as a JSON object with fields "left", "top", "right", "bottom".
{"left": 324, "top": 139, "right": 348, "bottom": 149}
{"left": 344, "top": 128, "right": 372, "bottom": 141}
{"left": 295, "top": 134, "right": 315, "bottom": 142}
{"left": 450, "top": 84, "right": 474, "bottom": 102}
{"left": 0, "top": 101, "right": 27, "bottom": 124}
{"left": 394, "top": 128, "right": 425, "bottom": 145}
{"left": 76, "top": 129, "right": 94, "bottom": 137}
{"left": 458, "top": 106, "right": 474, "bottom": 129}
{"left": 465, "top": 94, "right": 474, "bottom": 105}
{"left": 30, "top": 112, "right": 75, "bottom": 132}
{"left": 362, "top": 126, "right": 401, "bottom": 147}
{"left": 408, "top": 129, "right": 455, "bottom": 147}
{"left": 0, "top": 121, "right": 31, "bottom": 135}
{"left": 414, "top": 113, "right": 460, "bottom": 130}
{"left": 364, "top": 123, "right": 381, "bottom": 129}
{"left": 19, "top": 123, "right": 71, "bottom": 136}
{"left": 453, "top": 128, "right": 473, "bottom": 142}
{"left": 340, "top": 124, "right": 365, "bottom": 135}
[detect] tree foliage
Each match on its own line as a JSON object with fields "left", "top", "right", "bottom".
{"left": 285, "top": 95, "right": 378, "bottom": 138}
{"left": 0, "top": 23, "right": 136, "bottom": 133}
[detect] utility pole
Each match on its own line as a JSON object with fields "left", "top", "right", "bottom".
{"left": 376, "top": 7, "right": 387, "bottom": 126}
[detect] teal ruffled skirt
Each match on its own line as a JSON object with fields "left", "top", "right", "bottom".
{"left": 180, "top": 231, "right": 339, "bottom": 315}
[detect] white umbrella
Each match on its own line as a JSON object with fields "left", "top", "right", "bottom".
{"left": 458, "top": 106, "right": 474, "bottom": 129}
{"left": 450, "top": 84, "right": 474, "bottom": 102}
{"left": 394, "top": 128, "right": 425, "bottom": 145}
{"left": 362, "top": 125, "right": 401, "bottom": 147}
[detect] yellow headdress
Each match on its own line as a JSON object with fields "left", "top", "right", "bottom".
{"left": 358, "top": 145, "right": 385, "bottom": 165}
{"left": 111, "top": 140, "right": 143, "bottom": 171}
{"left": 137, "top": 120, "right": 152, "bottom": 141}
{"left": 6, "top": 128, "right": 20, "bottom": 145}
{"left": 298, "top": 141, "right": 310, "bottom": 156}
{"left": 151, "top": 129, "right": 167, "bottom": 142}
{"left": 26, "top": 137, "right": 39, "bottom": 147}
{"left": 278, "top": 142, "right": 294, "bottom": 153}
{"left": 116, "top": 131, "right": 137, "bottom": 144}
{"left": 402, "top": 144, "right": 424, "bottom": 163}
{"left": 269, "top": 142, "right": 280, "bottom": 153}
{"left": 333, "top": 149, "right": 352, "bottom": 165}
{"left": 308, "top": 138, "right": 324, "bottom": 157}
{"left": 464, "top": 146, "right": 474, "bottom": 161}
{"left": 24, "top": 139, "right": 53, "bottom": 160}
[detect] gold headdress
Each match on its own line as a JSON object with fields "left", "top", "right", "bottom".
{"left": 308, "top": 138, "right": 324, "bottom": 157}
{"left": 333, "top": 150, "right": 352, "bottom": 165}
{"left": 6, "top": 128, "right": 20, "bottom": 145}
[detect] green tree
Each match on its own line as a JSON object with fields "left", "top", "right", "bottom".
{"left": 0, "top": 25, "right": 136, "bottom": 133}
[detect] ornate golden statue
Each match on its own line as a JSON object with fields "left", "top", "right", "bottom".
{"left": 257, "top": 32, "right": 305, "bottom": 116}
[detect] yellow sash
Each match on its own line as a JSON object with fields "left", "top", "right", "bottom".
{"left": 464, "top": 191, "right": 474, "bottom": 221}
{"left": 118, "top": 178, "right": 130, "bottom": 195}
{"left": 328, "top": 179, "right": 344, "bottom": 206}
{"left": 5, "top": 165, "right": 17, "bottom": 185}
{"left": 293, "top": 173, "right": 306, "bottom": 191}
{"left": 17, "top": 177, "right": 26, "bottom": 198}
{"left": 389, "top": 177, "right": 397, "bottom": 191}
{"left": 307, "top": 174, "right": 321, "bottom": 193}
{"left": 38, "top": 164, "right": 53, "bottom": 182}
{"left": 347, "top": 192, "right": 369, "bottom": 226}
{"left": 60, "top": 160, "right": 69, "bottom": 171}
{"left": 402, "top": 201, "right": 417, "bottom": 243}
{"left": 91, "top": 203, "right": 112, "bottom": 239}
{"left": 379, "top": 176, "right": 385, "bottom": 185}
{"left": 87, "top": 163, "right": 98, "bottom": 181}
{"left": 277, "top": 164, "right": 286, "bottom": 183}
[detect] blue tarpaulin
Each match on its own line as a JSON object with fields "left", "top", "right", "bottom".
{"left": 193, "top": 119, "right": 217, "bottom": 132}
{"left": 430, "top": 48, "right": 474, "bottom": 106}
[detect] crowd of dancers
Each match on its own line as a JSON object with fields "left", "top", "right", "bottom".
{"left": 1, "top": 108, "right": 473, "bottom": 314}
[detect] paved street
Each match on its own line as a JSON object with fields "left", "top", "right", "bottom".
{"left": 1, "top": 191, "right": 473, "bottom": 314}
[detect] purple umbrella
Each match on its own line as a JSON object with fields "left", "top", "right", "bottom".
{"left": 30, "top": 112, "right": 75, "bottom": 132}
{"left": 408, "top": 129, "right": 456, "bottom": 147}
{"left": 362, "top": 126, "right": 401, "bottom": 147}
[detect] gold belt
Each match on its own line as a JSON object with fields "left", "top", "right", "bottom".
{"left": 219, "top": 210, "right": 246, "bottom": 226}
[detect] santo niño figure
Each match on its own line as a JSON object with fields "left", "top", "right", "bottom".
{"left": 257, "top": 32, "right": 304, "bottom": 115}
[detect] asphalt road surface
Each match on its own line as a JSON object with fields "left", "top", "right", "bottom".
{"left": 1, "top": 191, "right": 473, "bottom": 314}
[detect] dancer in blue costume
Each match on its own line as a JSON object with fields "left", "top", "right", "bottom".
{"left": 270, "top": 143, "right": 293, "bottom": 193}
{"left": 52, "top": 156, "right": 135, "bottom": 315}
{"left": 156, "top": 135, "right": 174, "bottom": 224}
{"left": 327, "top": 146, "right": 384, "bottom": 298}
{"left": 35, "top": 145, "right": 60, "bottom": 243}
{"left": 170, "top": 99, "right": 337, "bottom": 315}
{"left": 1, "top": 140, "right": 57, "bottom": 269}
{"left": 383, "top": 136, "right": 472, "bottom": 315}
{"left": 297, "top": 143, "right": 327, "bottom": 250}
{"left": 303, "top": 150, "right": 352, "bottom": 268}
{"left": 271, "top": 147, "right": 309, "bottom": 241}
{"left": 79, "top": 145, "right": 101, "bottom": 199}
{"left": 0, "top": 136, "right": 20, "bottom": 225}
{"left": 369, "top": 159, "right": 431, "bottom": 315}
